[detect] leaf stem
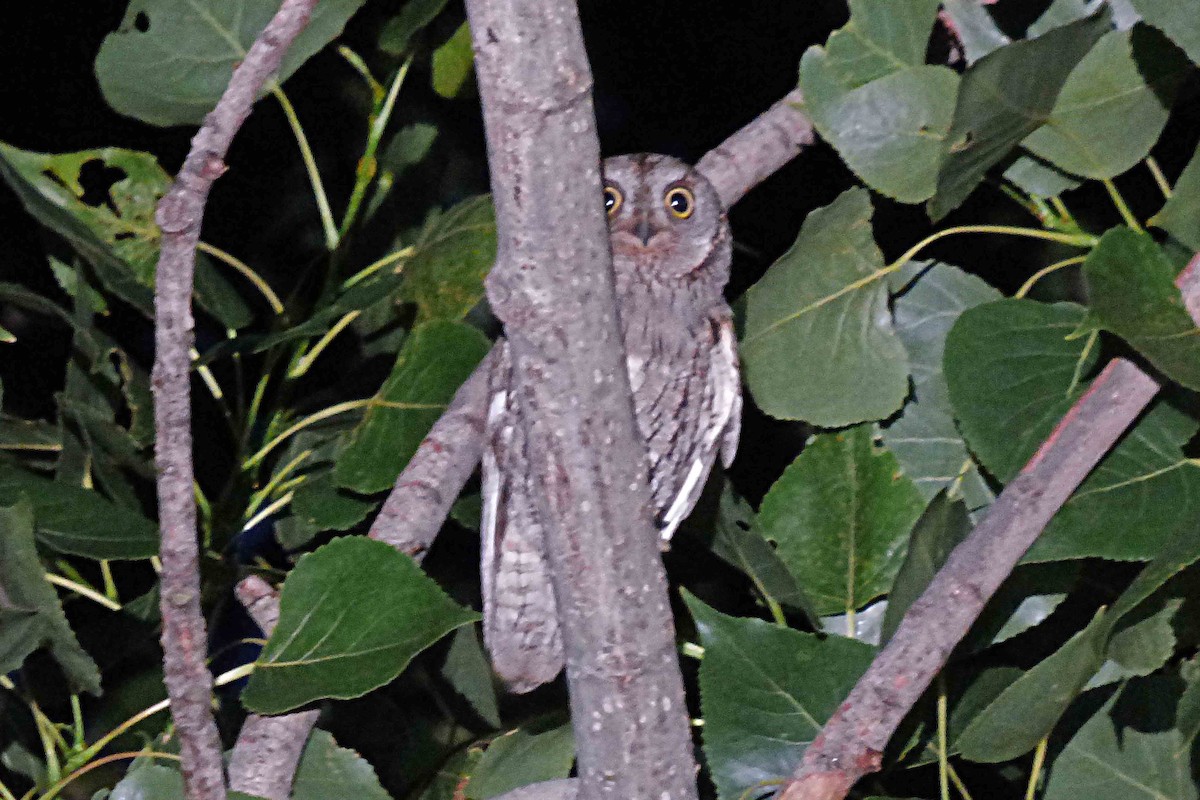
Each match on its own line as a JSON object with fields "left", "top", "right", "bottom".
{"left": 1101, "top": 178, "right": 1142, "bottom": 232}
{"left": 937, "top": 675, "right": 950, "bottom": 800}
{"left": 288, "top": 310, "right": 363, "bottom": 378}
{"left": 339, "top": 57, "right": 414, "bottom": 238}
{"left": 45, "top": 574, "right": 121, "bottom": 611}
{"left": 243, "top": 491, "right": 296, "bottom": 531}
{"left": 196, "top": 242, "right": 284, "bottom": 314}
{"left": 337, "top": 45, "right": 384, "bottom": 101}
{"left": 887, "top": 225, "right": 1096, "bottom": 272}
{"left": 245, "top": 448, "right": 313, "bottom": 519}
{"left": 39, "top": 751, "right": 181, "bottom": 800}
{"left": 1025, "top": 737, "right": 1048, "bottom": 800}
{"left": 271, "top": 84, "right": 340, "bottom": 250}
{"left": 341, "top": 245, "right": 416, "bottom": 289}
{"left": 1014, "top": 255, "right": 1088, "bottom": 299}
{"left": 99, "top": 560, "right": 118, "bottom": 602}
{"left": 243, "top": 398, "right": 371, "bottom": 469}
{"left": 1145, "top": 156, "right": 1172, "bottom": 200}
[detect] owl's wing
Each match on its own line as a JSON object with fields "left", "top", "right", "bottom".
{"left": 658, "top": 311, "right": 742, "bottom": 540}
{"left": 480, "top": 342, "right": 564, "bottom": 693}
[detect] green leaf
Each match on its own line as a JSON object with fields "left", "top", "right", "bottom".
{"left": 397, "top": 196, "right": 497, "bottom": 323}
{"left": 0, "top": 464, "right": 159, "bottom": 559}
{"left": 961, "top": 562, "right": 1077, "bottom": 651}
{"left": 383, "top": 123, "right": 439, "bottom": 176}
{"left": 1023, "top": 27, "right": 1187, "bottom": 180}
{"left": 685, "top": 594, "right": 875, "bottom": 800}
{"left": 756, "top": 425, "right": 926, "bottom": 618}
{"left": 1179, "top": 656, "right": 1200, "bottom": 746}
{"left": 290, "top": 472, "right": 375, "bottom": 533}
{"left": 956, "top": 608, "right": 1109, "bottom": 763}
{"left": 379, "top": 0, "right": 452, "bottom": 55}
{"left": 945, "top": 299, "right": 1095, "bottom": 483}
{"left": 465, "top": 723, "right": 575, "bottom": 800}
{"left": 1128, "top": 0, "right": 1200, "bottom": 64}
{"left": 242, "top": 536, "right": 478, "bottom": 714}
{"left": 819, "top": 0, "right": 942, "bottom": 88}
{"left": 882, "top": 262, "right": 1000, "bottom": 510}
{"left": 0, "top": 500, "right": 102, "bottom": 694}
{"left": 929, "top": 14, "right": 1110, "bottom": 220}
{"left": 1028, "top": 0, "right": 1094, "bottom": 37}
{"left": 290, "top": 729, "right": 392, "bottom": 800}
{"left": 1106, "top": 597, "right": 1180, "bottom": 678}
{"left": 1043, "top": 676, "right": 1196, "bottom": 800}
{"left": 1150, "top": 141, "right": 1200, "bottom": 250}
{"left": 432, "top": 22, "right": 474, "bottom": 99}
{"left": 335, "top": 320, "right": 490, "bottom": 494}
{"left": 800, "top": 58, "right": 960, "bottom": 203}
{"left": 0, "top": 144, "right": 250, "bottom": 327}
{"left": 710, "top": 487, "right": 817, "bottom": 623}
{"left": 940, "top": 0, "right": 1010, "bottom": 63}
{"left": 880, "top": 492, "right": 971, "bottom": 643}
{"left": 741, "top": 188, "right": 909, "bottom": 426}
{"left": 442, "top": 626, "right": 502, "bottom": 729}
{"left": 95, "top": 0, "right": 369, "bottom": 126}
{"left": 1085, "top": 227, "right": 1200, "bottom": 390}
{"left": 1002, "top": 151, "right": 1082, "bottom": 198}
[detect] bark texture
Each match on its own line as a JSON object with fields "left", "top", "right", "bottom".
{"left": 779, "top": 252, "right": 1200, "bottom": 800}
{"left": 150, "top": 1, "right": 317, "bottom": 797}
{"left": 227, "top": 576, "right": 320, "bottom": 800}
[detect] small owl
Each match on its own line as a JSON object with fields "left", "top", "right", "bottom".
{"left": 481, "top": 154, "right": 742, "bottom": 692}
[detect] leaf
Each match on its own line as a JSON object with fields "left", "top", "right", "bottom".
{"left": 1028, "top": 0, "right": 1096, "bottom": 37}
{"left": 685, "top": 594, "right": 875, "bottom": 800}
{"left": 432, "top": 22, "right": 474, "bottom": 99}
{"left": 710, "top": 487, "right": 817, "bottom": 623}
{"left": 1043, "top": 676, "right": 1197, "bottom": 800}
{"left": 929, "top": 14, "right": 1110, "bottom": 220}
{"left": 882, "top": 262, "right": 1000, "bottom": 510}
{"left": 379, "top": 0, "right": 452, "bottom": 55}
{"left": 290, "top": 472, "right": 375, "bottom": 533}
{"left": 1023, "top": 27, "right": 1187, "bottom": 179}
{"left": 880, "top": 492, "right": 971, "bottom": 643}
{"left": 242, "top": 536, "right": 478, "bottom": 714}
{"left": 800, "top": 58, "right": 960, "bottom": 203}
{"left": 0, "top": 144, "right": 250, "bottom": 328}
{"left": 1106, "top": 597, "right": 1180, "bottom": 678}
{"left": 945, "top": 299, "right": 1096, "bottom": 483}
{"left": 961, "top": 562, "right": 1077, "bottom": 651}
{"left": 0, "top": 500, "right": 101, "bottom": 694}
{"left": 383, "top": 123, "right": 439, "bottom": 176}
{"left": 335, "top": 321, "right": 490, "bottom": 494}
{"left": 1002, "top": 151, "right": 1082, "bottom": 198}
{"left": 741, "top": 188, "right": 909, "bottom": 426}
{"left": 290, "top": 729, "right": 392, "bottom": 800}
{"left": 0, "top": 463, "right": 159, "bottom": 559}
{"left": 940, "top": 0, "right": 1011, "bottom": 63}
{"left": 397, "top": 196, "right": 497, "bottom": 323}
{"left": 1128, "top": 0, "right": 1200, "bottom": 64}
{"left": 95, "top": 0, "right": 369, "bottom": 126}
{"left": 756, "top": 425, "right": 926, "bottom": 619}
{"left": 1150, "top": 141, "right": 1200, "bottom": 250}
{"left": 1179, "top": 656, "right": 1200, "bottom": 745}
{"left": 465, "top": 723, "right": 575, "bottom": 800}
{"left": 442, "top": 626, "right": 502, "bottom": 729}
{"left": 818, "top": 0, "right": 942, "bottom": 88}
{"left": 419, "top": 747, "right": 485, "bottom": 800}
{"left": 956, "top": 608, "right": 1109, "bottom": 763}
{"left": 1084, "top": 227, "right": 1200, "bottom": 391}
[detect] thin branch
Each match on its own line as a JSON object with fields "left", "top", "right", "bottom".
{"left": 227, "top": 576, "right": 320, "bottom": 800}
{"left": 778, "top": 251, "right": 1200, "bottom": 800}
{"left": 151, "top": 1, "right": 318, "bottom": 797}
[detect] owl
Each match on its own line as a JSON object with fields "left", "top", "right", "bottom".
{"left": 480, "top": 154, "right": 741, "bottom": 692}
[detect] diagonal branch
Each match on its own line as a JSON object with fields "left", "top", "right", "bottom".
{"left": 150, "top": 1, "right": 318, "bottom": 798}
{"left": 778, "top": 252, "right": 1200, "bottom": 800}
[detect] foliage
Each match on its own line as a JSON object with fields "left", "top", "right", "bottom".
{"left": 3, "top": 2, "right": 1200, "bottom": 800}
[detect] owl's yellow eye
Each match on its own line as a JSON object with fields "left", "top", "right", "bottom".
{"left": 664, "top": 187, "right": 694, "bottom": 219}
{"left": 604, "top": 186, "right": 622, "bottom": 216}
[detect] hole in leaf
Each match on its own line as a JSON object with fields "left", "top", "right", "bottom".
{"left": 77, "top": 160, "right": 127, "bottom": 214}
{"left": 134, "top": 12, "right": 150, "bottom": 32}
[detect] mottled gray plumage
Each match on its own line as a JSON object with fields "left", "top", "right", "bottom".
{"left": 481, "top": 154, "right": 741, "bottom": 692}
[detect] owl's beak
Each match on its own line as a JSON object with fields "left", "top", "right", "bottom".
{"left": 636, "top": 216, "right": 657, "bottom": 246}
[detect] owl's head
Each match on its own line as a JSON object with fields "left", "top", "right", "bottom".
{"left": 602, "top": 154, "right": 731, "bottom": 296}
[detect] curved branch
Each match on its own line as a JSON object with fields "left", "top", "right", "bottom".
{"left": 150, "top": 1, "right": 318, "bottom": 798}
{"left": 779, "top": 251, "right": 1200, "bottom": 800}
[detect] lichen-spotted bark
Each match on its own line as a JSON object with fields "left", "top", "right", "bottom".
{"left": 461, "top": 0, "right": 698, "bottom": 797}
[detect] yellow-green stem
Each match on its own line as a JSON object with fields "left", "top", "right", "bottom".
{"left": 1101, "top": 178, "right": 1142, "bottom": 231}
{"left": 39, "top": 751, "right": 180, "bottom": 800}
{"left": 246, "top": 447, "right": 313, "bottom": 519}
{"left": 938, "top": 675, "right": 950, "bottom": 800}
{"left": 342, "top": 246, "right": 415, "bottom": 289}
{"left": 338, "top": 45, "right": 384, "bottom": 101}
{"left": 887, "top": 224, "right": 1096, "bottom": 272}
{"left": 1015, "top": 255, "right": 1088, "bottom": 299}
{"left": 272, "top": 84, "right": 339, "bottom": 250}
{"left": 197, "top": 241, "right": 284, "bottom": 314}
{"left": 243, "top": 490, "right": 295, "bottom": 532}
{"left": 45, "top": 574, "right": 121, "bottom": 611}
{"left": 1026, "top": 737, "right": 1049, "bottom": 800}
{"left": 1146, "top": 156, "right": 1172, "bottom": 199}
{"left": 99, "top": 560, "right": 117, "bottom": 602}
{"left": 243, "top": 398, "right": 371, "bottom": 469}
{"left": 289, "top": 310, "right": 363, "bottom": 378}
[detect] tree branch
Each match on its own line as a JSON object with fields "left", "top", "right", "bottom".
{"left": 227, "top": 576, "right": 320, "bottom": 800}
{"left": 778, "top": 254, "right": 1200, "bottom": 800}
{"left": 150, "top": 1, "right": 318, "bottom": 797}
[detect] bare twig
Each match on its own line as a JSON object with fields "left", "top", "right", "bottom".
{"left": 227, "top": 577, "right": 320, "bottom": 800}
{"left": 461, "top": 0, "right": 704, "bottom": 796}
{"left": 151, "top": 1, "right": 318, "bottom": 797}
{"left": 778, "top": 252, "right": 1200, "bottom": 800}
